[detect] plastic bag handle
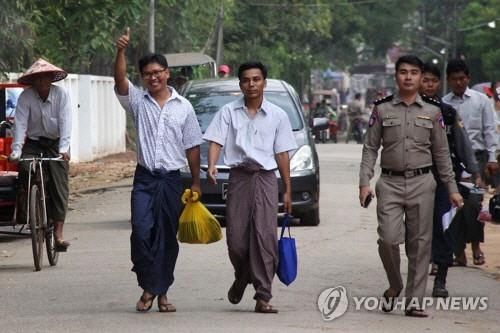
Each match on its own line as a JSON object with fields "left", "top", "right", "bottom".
{"left": 181, "top": 189, "right": 200, "bottom": 204}
{"left": 280, "top": 214, "right": 292, "bottom": 239}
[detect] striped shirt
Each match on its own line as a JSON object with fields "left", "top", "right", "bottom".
{"left": 12, "top": 85, "right": 72, "bottom": 155}
{"left": 115, "top": 81, "right": 203, "bottom": 171}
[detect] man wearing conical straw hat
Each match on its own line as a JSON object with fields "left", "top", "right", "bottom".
{"left": 10, "top": 58, "right": 72, "bottom": 252}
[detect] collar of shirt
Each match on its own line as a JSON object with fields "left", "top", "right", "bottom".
{"left": 451, "top": 87, "right": 473, "bottom": 100}
{"left": 233, "top": 96, "right": 270, "bottom": 115}
{"left": 36, "top": 85, "right": 55, "bottom": 103}
{"left": 392, "top": 93, "right": 424, "bottom": 107}
{"left": 142, "top": 85, "right": 181, "bottom": 104}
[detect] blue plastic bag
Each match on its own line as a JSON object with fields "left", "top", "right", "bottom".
{"left": 277, "top": 214, "right": 297, "bottom": 286}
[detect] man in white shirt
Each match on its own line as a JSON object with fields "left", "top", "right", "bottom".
{"left": 204, "top": 62, "right": 297, "bottom": 314}
{"left": 11, "top": 59, "right": 71, "bottom": 252}
{"left": 443, "top": 59, "right": 498, "bottom": 181}
{"left": 114, "top": 28, "right": 202, "bottom": 313}
{"left": 442, "top": 59, "right": 498, "bottom": 266}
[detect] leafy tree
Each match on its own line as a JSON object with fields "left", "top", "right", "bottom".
{"left": 459, "top": 0, "right": 500, "bottom": 82}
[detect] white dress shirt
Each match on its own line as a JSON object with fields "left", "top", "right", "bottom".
{"left": 115, "top": 81, "right": 203, "bottom": 172}
{"left": 12, "top": 85, "right": 72, "bottom": 155}
{"left": 203, "top": 96, "right": 297, "bottom": 170}
{"left": 443, "top": 87, "right": 497, "bottom": 161}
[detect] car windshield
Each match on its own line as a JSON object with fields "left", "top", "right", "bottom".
{"left": 185, "top": 91, "right": 303, "bottom": 132}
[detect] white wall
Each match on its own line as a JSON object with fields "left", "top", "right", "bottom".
{"left": 8, "top": 73, "right": 126, "bottom": 162}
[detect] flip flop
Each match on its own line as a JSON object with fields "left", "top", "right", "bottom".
{"left": 136, "top": 294, "right": 156, "bottom": 312}
{"left": 381, "top": 289, "right": 401, "bottom": 313}
{"left": 473, "top": 253, "right": 485, "bottom": 265}
{"left": 55, "top": 239, "right": 70, "bottom": 252}
{"left": 452, "top": 252, "right": 467, "bottom": 267}
{"left": 405, "top": 309, "right": 429, "bottom": 318}
{"left": 255, "top": 301, "right": 278, "bottom": 314}
{"left": 158, "top": 298, "right": 176, "bottom": 312}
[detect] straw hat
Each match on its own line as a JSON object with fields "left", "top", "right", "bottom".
{"left": 17, "top": 58, "right": 68, "bottom": 85}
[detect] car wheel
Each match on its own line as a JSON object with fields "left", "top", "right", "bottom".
{"left": 298, "top": 208, "right": 320, "bottom": 226}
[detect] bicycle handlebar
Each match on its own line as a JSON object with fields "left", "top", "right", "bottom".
{"left": 18, "top": 156, "right": 64, "bottom": 162}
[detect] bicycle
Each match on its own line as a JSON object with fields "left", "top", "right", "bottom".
{"left": 18, "top": 154, "right": 65, "bottom": 271}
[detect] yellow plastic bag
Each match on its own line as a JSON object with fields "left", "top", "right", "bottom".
{"left": 178, "top": 189, "right": 222, "bottom": 244}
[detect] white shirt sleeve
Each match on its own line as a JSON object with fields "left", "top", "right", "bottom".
{"left": 481, "top": 95, "right": 498, "bottom": 161}
{"left": 11, "top": 91, "right": 29, "bottom": 155}
{"left": 203, "top": 107, "right": 229, "bottom": 146}
{"left": 115, "top": 80, "right": 140, "bottom": 117}
{"left": 274, "top": 112, "right": 298, "bottom": 154}
{"left": 182, "top": 104, "right": 203, "bottom": 150}
{"left": 58, "top": 89, "right": 72, "bottom": 154}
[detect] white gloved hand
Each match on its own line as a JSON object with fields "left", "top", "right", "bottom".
{"left": 8, "top": 151, "right": 21, "bottom": 162}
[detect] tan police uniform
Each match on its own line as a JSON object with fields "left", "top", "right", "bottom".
{"left": 359, "top": 94, "right": 458, "bottom": 305}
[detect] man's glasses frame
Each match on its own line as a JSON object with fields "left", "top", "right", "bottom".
{"left": 142, "top": 68, "right": 167, "bottom": 79}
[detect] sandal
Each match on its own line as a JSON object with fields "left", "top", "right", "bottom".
{"left": 452, "top": 252, "right": 467, "bottom": 267}
{"left": 228, "top": 280, "right": 246, "bottom": 305}
{"left": 473, "top": 252, "right": 485, "bottom": 266}
{"left": 158, "top": 296, "right": 176, "bottom": 312}
{"left": 55, "top": 238, "right": 70, "bottom": 252}
{"left": 405, "top": 309, "right": 429, "bottom": 318}
{"left": 255, "top": 300, "right": 278, "bottom": 314}
{"left": 381, "top": 289, "right": 401, "bottom": 313}
{"left": 136, "top": 293, "right": 156, "bottom": 312}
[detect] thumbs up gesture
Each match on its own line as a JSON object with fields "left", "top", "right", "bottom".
{"left": 116, "top": 27, "right": 130, "bottom": 50}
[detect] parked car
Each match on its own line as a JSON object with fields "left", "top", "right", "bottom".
{"left": 179, "top": 78, "right": 321, "bottom": 225}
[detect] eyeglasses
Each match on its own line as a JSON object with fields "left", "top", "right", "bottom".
{"left": 142, "top": 69, "right": 166, "bottom": 79}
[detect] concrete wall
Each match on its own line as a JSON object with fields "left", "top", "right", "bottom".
{"left": 8, "top": 73, "right": 126, "bottom": 162}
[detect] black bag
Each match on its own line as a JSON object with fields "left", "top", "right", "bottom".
{"left": 489, "top": 194, "right": 500, "bottom": 222}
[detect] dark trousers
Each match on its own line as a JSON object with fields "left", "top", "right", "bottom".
{"left": 431, "top": 183, "right": 454, "bottom": 266}
{"left": 17, "top": 138, "right": 69, "bottom": 224}
{"left": 448, "top": 185, "right": 484, "bottom": 256}
{"left": 130, "top": 165, "right": 182, "bottom": 295}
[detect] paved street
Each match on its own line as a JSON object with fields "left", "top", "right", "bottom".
{"left": 1, "top": 144, "right": 499, "bottom": 333}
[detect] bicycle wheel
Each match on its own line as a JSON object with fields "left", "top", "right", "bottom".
{"left": 45, "top": 220, "right": 59, "bottom": 266}
{"left": 29, "top": 184, "right": 45, "bottom": 271}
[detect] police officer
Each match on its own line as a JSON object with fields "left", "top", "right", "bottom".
{"left": 420, "top": 62, "right": 480, "bottom": 298}
{"left": 359, "top": 55, "right": 463, "bottom": 318}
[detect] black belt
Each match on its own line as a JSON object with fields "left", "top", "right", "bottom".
{"left": 382, "top": 167, "right": 431, "bottom": 178}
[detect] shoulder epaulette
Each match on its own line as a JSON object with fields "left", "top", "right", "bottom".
{"left": 421, "top": 95, "right": 441, "bottom": 107}
{"left": 373, "top": 95, "right": 393, "bottom": 105}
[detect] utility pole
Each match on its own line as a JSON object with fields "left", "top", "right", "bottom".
{"left": 149, "top": 0, "right": 155, "bottom": 53}
{"left": 215, "top": 2, "right": 224, "bottom": 66}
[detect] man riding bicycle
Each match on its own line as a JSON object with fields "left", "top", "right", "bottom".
{"left": 9, "top": 59, "right": 71, "bottom": 252}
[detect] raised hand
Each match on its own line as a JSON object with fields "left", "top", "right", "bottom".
{"left": 116, "top": 27, "right": 130, "bottom": 50}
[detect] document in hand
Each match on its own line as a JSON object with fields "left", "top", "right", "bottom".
{"left": 442, "top": 207, "right": 457, "bottom": 232}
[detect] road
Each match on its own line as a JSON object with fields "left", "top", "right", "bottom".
{"left": 1, "top": 144, "right": 499, "bottom": 333}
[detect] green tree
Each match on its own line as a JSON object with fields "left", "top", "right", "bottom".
{"left": 459, "top": 0, "right": 500, "bottom": 82}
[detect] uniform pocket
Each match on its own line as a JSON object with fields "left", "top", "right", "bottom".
{"left": 414, "top": 117, "right": 433, "bottom": 143}
{"left": 382, "top": 118, "right": 402, "bottom": 143}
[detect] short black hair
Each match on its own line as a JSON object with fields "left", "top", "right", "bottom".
{"left": 138, "top": 53, "right": 169, "bottom": 74}
{"left": 422, "top": 62, "right": 441, "bottom": 79}
{"left": 446, "top": 59, "right": 469, "bottom": 77}
{"left": 395, "top": 55, "right": 423, "bottom": 72}
{"left": 238, "top": 61, "right": 268, "bottom": 80}
{"left": 354, "top": 92, "right": 361, "bottom": 99}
